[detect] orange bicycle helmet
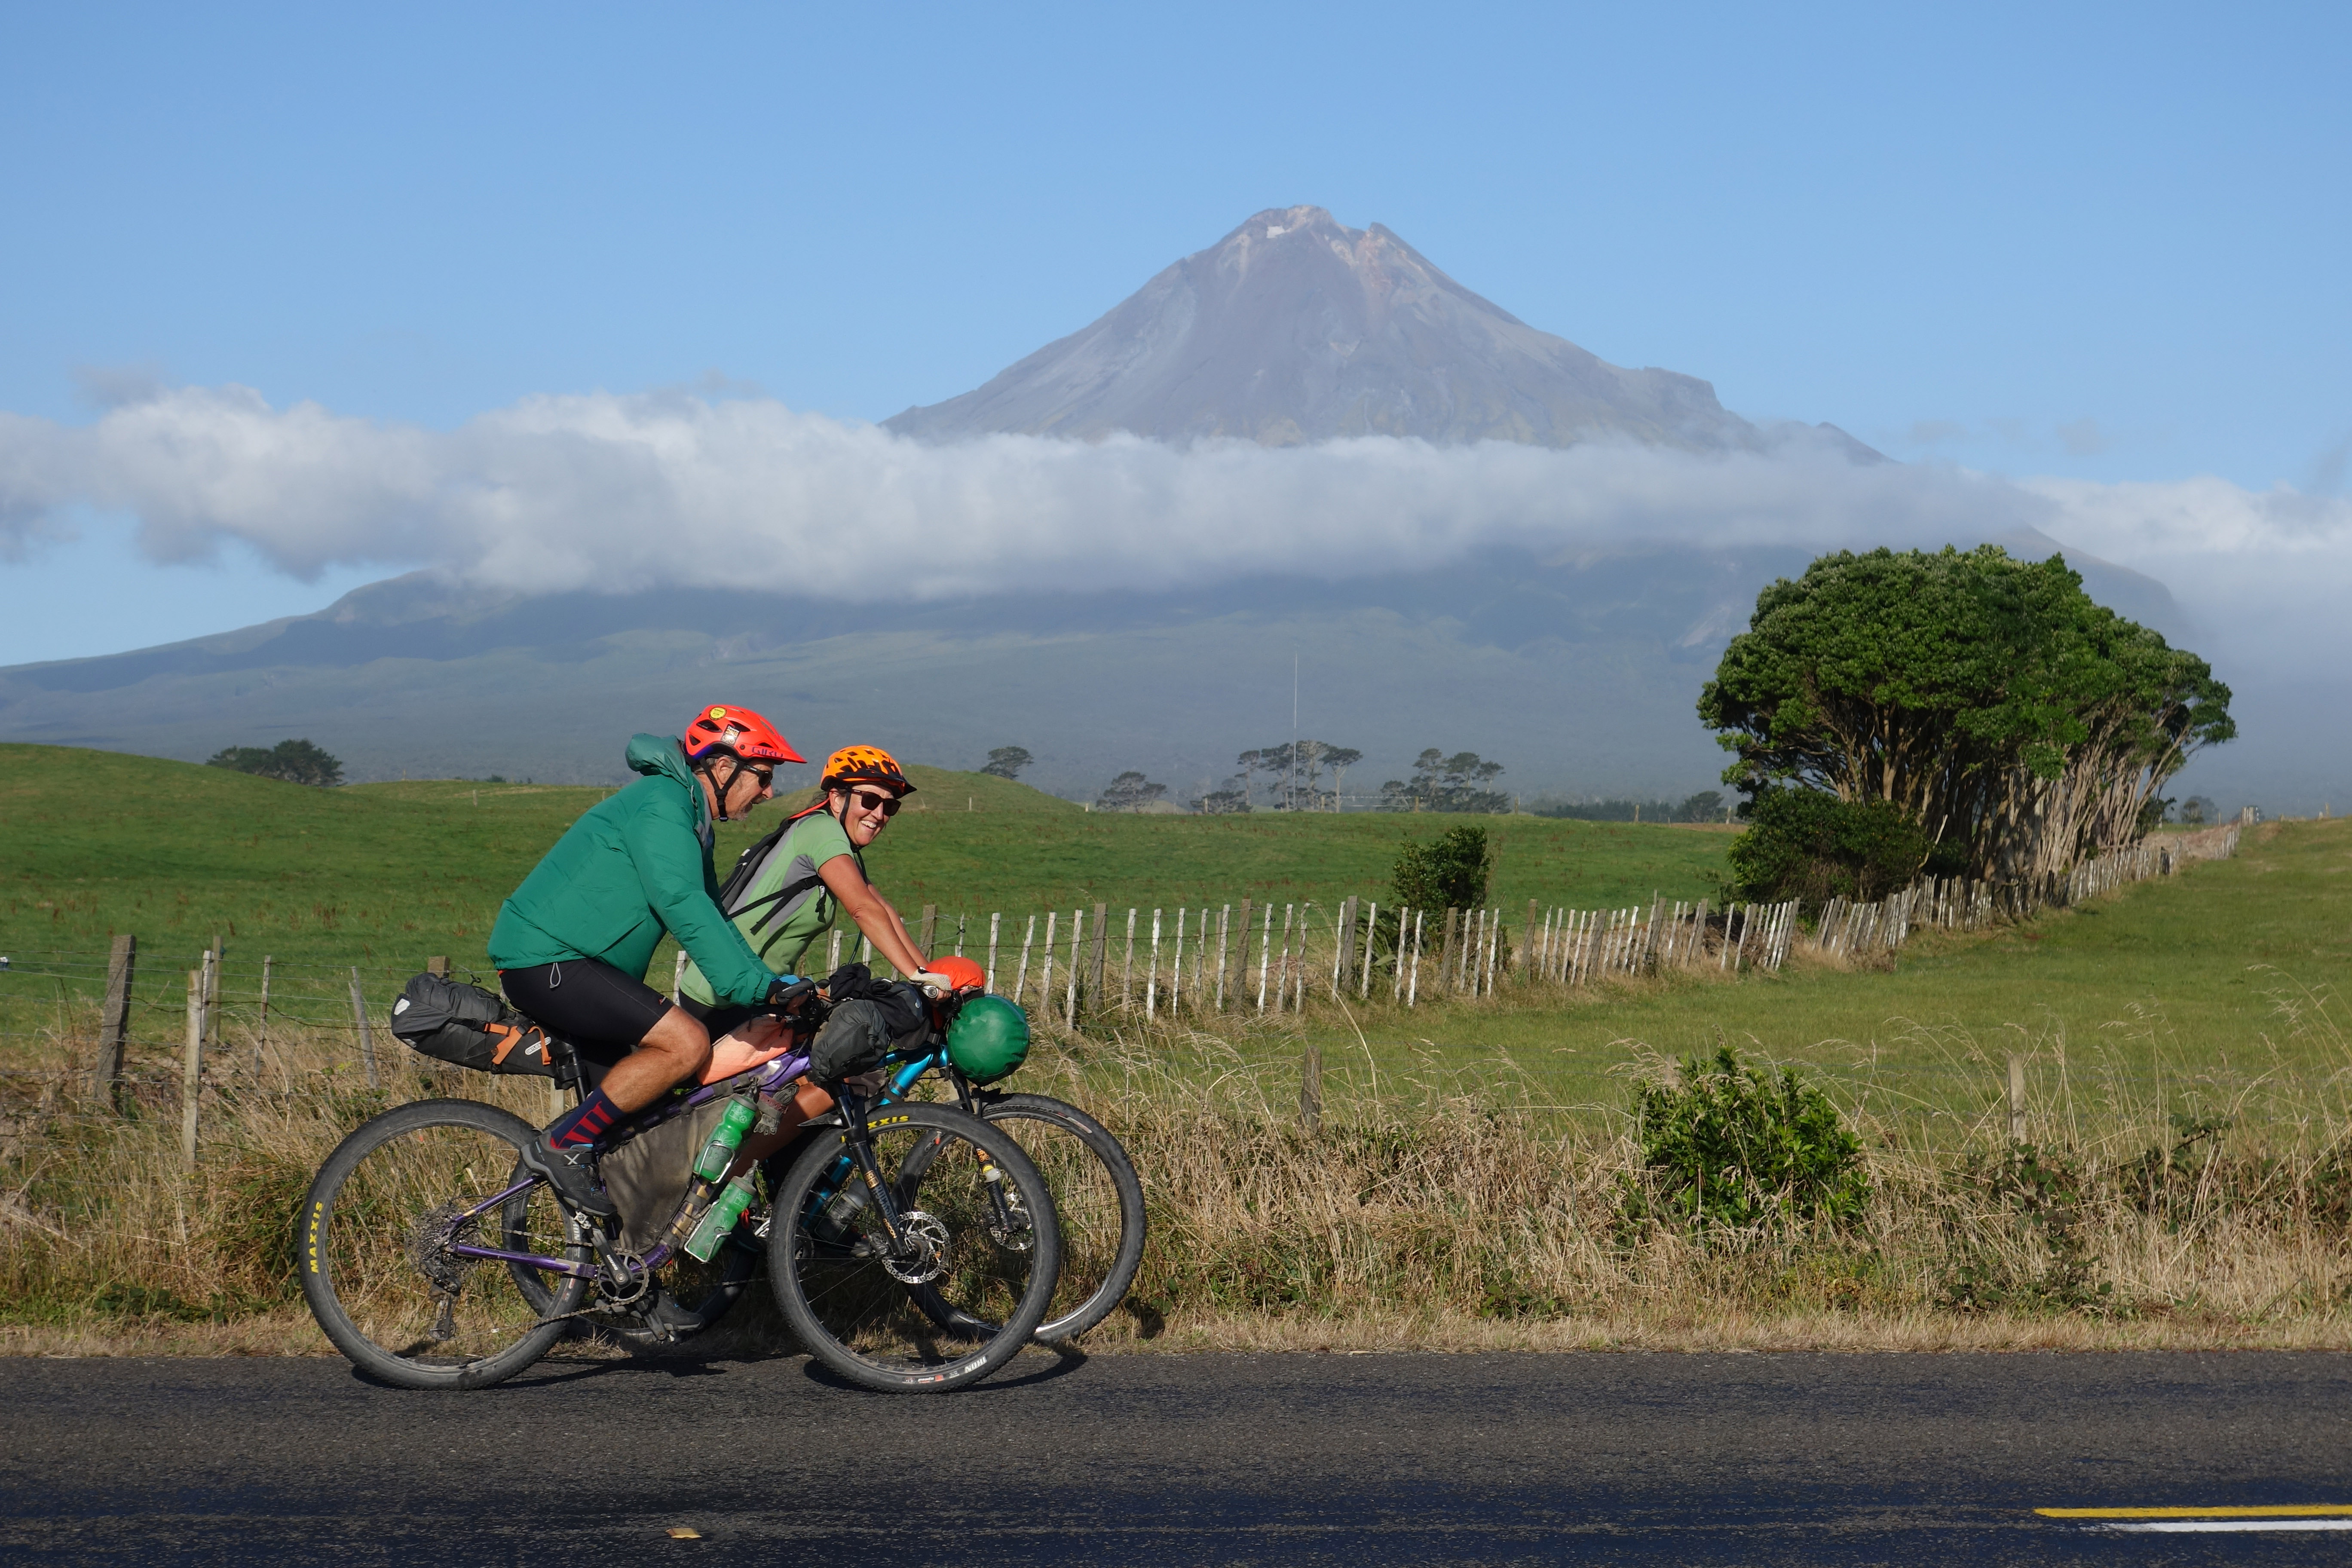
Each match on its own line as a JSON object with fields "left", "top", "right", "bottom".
{"left": 822, "top": 744, "right": 914, "bottom": 795}
{"left": 683, "top": 705, "right": 805, "bottom": 766}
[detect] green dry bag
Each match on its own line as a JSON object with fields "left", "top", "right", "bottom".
{"left": 945, "top": 994, "right": 1030, "bottom": 1085}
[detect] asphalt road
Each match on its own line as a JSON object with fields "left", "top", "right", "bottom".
{"left": 3, "top": 1350, "right": 2348, "bottom": 1565}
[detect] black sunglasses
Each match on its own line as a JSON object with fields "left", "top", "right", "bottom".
{"left": 845, "top": 788, "right": 901, "bottom": 817}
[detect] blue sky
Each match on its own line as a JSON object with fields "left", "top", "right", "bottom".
{"left": 2, "top": 1, "right": 2347, "bottom": 663}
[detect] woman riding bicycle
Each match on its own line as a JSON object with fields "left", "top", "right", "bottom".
{"left": 487, "top": 704, "right": 805, "bottom": 1218}
{"left": 677, "top": 743, "right": 931, "bottom": 1010}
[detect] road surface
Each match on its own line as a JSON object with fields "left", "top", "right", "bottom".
{"left": 3, "top": 1350, "right": 2348, "bottom": 1564}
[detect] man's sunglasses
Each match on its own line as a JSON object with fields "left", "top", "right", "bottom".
{"left": 846, "top": 788, "right": 901, "bottom": 817}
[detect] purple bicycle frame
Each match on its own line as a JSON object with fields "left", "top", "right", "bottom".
{"left": 443, "top": 1046, "right": 815, "bottom": 1282}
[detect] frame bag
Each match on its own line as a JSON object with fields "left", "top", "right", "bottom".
{"left": 389, "top": 972, "right": 563, "bottom": 1078}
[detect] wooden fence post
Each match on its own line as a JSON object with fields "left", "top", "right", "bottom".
{"left": 1332, "top": 896, "right": 1357, "bottom": 992}
{"left": 1300, "top": 1041, "right": 1323, "bottom": 1136}
{"left": 672, "top": 949, "right": 687, "bottom": 1001}
{"left": 181, "top": 969, "right": 204, "bottom": 1168}
{"left": 1524, "top": 899, "right": 1540, "bottom": 977}
{"left": 1439, "top": 908, "right": 1460, "bottom": 995}
{"left": 1233, "top": 900, "right": 1253, "bottom": 1011}
{"left": 1360, "top": 902, "right": 1378, "bottom": 1000}
{"left": 2008, "top": 1054, "right": 2027, "bottom": 1143}
{"left": 350, "top": 967, "right": 378, "bottom": 1088}
{"left": 1065, "top": 907, "right": 1085, "bottom": 1029}
{"left": 1089, "top": 903, "right": 1109, "bottom": 1015}
{"left": 1406, "top": 910, "right": 1426, "bottom": 1006}
{"left": 95, "top": 932, "right": 135, "bottom": 1106}
{"left": 1040, "top": 912, "right": 1059, "bottom": 1014}
{"left": 257, "top": 954, "right": 274, "bottom": 1080}
{"left": 919, "top": 904, "right": 938, "bottom": 957}
{"left": 1014, "top": 916, "right": 1037, "bottom": 1008}
{"left": 986, "top": 913, "right": 1001, "bottom": 995}
{"left": 1146, "top": 910, "right": 1161, "bottom": 1020}
{"left": 426, "top": 956, "right": 450, "bottom": 977}
{"left": 1123, "top": 909, "right": 1138, "bottom": 1009}
{"left": 1256, "top": 903, "right": 1276, "bottom": 1013}
{"left": 206, "top": 933, "right": 224, "bottom": 1050}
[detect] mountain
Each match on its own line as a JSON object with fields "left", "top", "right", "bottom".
{"left": 887, "top": 205, "right": 1870, "bottom": 456}
{"left": 2, "top": 205, "right": 2211, "bottom": 802}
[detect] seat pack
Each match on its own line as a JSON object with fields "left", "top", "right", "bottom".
{"left": 389, "top": 971, "right": 565, "bottom": 1079}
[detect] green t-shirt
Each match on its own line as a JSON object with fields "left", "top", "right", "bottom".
{"left": 680, "top": 806, "right": 863, "bottom": 1004}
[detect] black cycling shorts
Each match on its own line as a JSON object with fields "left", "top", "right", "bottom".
{"left": 500, "top": 959, "right": 674, "bottom": 1088}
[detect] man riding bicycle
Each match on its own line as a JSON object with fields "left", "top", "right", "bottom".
{"left": 487, "top": 704, "right": 805, "bottom": 1218}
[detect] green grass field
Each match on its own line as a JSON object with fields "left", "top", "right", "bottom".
{"left": 9, "top": 739, "right": 2342, "bottom": 1145}
{"left": 1262, "top": 817, "right": 2352, "bottom": 1136}
{"left": 0, "top": 741, "right": 1729, "bottom": 1042}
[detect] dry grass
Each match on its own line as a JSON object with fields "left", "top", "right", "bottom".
{"left": 7, "top": 984, "right": 2352, "bottom": 1359}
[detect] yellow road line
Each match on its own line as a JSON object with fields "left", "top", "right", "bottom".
{"left": 2037, "top": 1505, "right": 2352, "bottom": 1519}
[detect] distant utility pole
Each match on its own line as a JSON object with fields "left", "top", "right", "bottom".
{"left": 1289, "top": 653, "right": 1299, "bottom": 813}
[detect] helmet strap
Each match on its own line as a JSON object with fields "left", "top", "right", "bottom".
{"left": 697, "top": 755, "right": 737, "bottom": 824}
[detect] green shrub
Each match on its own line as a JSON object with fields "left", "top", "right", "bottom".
{"left": 1388, "top": 824, "right": 1493, "bottom": 911}
{"left": 1624, "top": 1044, "right": 1870, "bottom": 1231}
{"left": 1724, "top": 787, "right": 1945, "bottom": 908}
{"left": 1939, "top": 1144, "right": 2111, "bottom": 1314}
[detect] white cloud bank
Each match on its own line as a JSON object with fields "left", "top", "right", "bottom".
{"left": 3, "top": 384, "right": 2349, "bottom": 680}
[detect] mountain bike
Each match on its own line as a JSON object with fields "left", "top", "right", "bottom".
{"left": 298, "top": 994, "right": 1060, "bottom": 1393}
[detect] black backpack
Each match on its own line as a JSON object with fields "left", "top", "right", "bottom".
{"left": 389, "top": 972, "right": 566, "bottom": 1079}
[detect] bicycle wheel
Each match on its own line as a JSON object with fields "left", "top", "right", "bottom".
{"left": 300, "top": 1098, "right": 590, "bottom": 1390}
{"left": 917, "top": 1093, "right": 1146, "bottom": 1344}
{"left": 768, "top": 1102, "right": 1059, "bottom": 1392}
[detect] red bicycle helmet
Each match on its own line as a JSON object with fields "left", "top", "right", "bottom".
{"left": 684, "top": 705, "right": 805, "bottom": 765}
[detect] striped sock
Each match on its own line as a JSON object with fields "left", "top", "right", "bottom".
{"left": 546, "top": 1087, "right": 623, "bottom": 1149}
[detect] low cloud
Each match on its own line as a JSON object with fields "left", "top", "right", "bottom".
{"left": 2055, "top": 416, "right": 2110, "bottom": 457}
{"left": 2, "top": 384, "right": 2348, "bottom": 689}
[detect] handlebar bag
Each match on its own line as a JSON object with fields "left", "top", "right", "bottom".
{"left": 389, "top": 972, "right": 561, "bottom": 1078}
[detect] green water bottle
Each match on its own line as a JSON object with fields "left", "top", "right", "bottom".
{"left": 683, "top": 1171, "right": 758, "bottom": 1262}
{"left": 692, "top": 1099, "right": 759, "bottom": 1182}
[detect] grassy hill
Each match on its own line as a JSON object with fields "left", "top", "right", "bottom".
{"left": 0, "top": 742, "right": 1730, "bottom": 1042}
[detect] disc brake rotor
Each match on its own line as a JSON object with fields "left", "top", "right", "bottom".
{"left": 880, "top": 1210, "right": 950, "bottom": 1284}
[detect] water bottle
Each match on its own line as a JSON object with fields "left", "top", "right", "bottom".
{"left": 683, "top": 1171, "right": 758, "bottom": 1262}
{"left": 692, "top": 1099, "right": 759, "bottom": 1182}
{"left": 811, "top": 1177, "right": 871, "bottom": 1243}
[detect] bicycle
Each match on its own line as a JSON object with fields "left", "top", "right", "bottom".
{"left": 298, "top": 986, "right": 1061, "bottom": 1393}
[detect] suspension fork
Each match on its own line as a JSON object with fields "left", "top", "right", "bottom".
{"left": 943, "top": 1069, "right": 1030, "bottom": 1241}
{"left": 834, "top": 1090, "right": 912, "bottom": 1250}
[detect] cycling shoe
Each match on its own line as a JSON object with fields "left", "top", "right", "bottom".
{"left": 520, "top": 1137, "right": 619, "bottom": 1220}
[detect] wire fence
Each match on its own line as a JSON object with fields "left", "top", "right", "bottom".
{"left": 0, "top": 825, "right": 2253, "bottom": 1159}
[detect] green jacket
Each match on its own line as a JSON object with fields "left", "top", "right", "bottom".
{"left": 487, "top": 734, "right": 774, "bottom": 1006}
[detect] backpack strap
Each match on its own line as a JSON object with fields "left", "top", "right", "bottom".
{"left": 723, "top": 801, "right": 865, "bottom": 937}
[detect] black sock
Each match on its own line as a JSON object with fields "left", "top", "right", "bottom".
{"left": 546, "top": 1087, "right": 623, "bottom": 1149}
